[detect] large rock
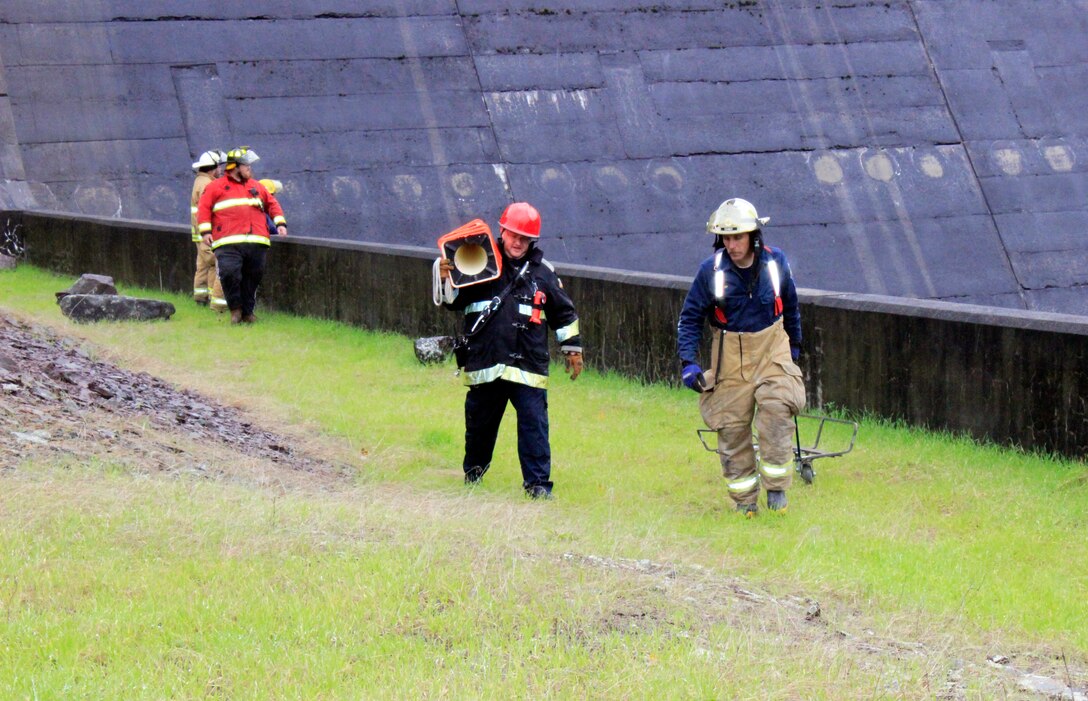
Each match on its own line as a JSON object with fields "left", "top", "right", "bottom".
{"left": 58, "top": 294, "right": 175, "bottom": 323}
{"left": 56, "top": 274, "right": 118, "bottom": 300}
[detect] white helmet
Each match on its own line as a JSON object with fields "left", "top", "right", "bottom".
{"left": 191, "top": 149, "right": 226, "bottom": 172}
{"left": 706, "top": 198, "right": 769, "bottom": 235}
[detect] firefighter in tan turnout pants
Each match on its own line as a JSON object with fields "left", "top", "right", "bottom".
{"left": 190, "top": 150, "right": 228, "bottom": 311}
{"left": 677, "top": 198, "right": 806, "bottom": 517}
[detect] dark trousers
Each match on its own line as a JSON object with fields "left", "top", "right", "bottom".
{"left": 214, "top": 243, "right": 267, "bottom": 315}
{"left": 464, "top": 379, "right": 552, "bottom": 491}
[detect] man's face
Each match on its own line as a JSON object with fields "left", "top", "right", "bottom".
{"left": 234, "top": 163, "right": 252, "bottom": 181}
{"left": 501, "top": 227, "right": 532, "bottom": 259}
{"left": 722, "top": 233, "right": 753, "bottom": 265}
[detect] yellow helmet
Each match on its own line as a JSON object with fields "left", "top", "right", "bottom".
{"left": 225, "top": 147, "right": 259, "bottom": 170}
{"left": 259, "top": 179, "right": 283, "bottom": 195}
{"left": 706, "top": 198, "right": 769, "bottom": 235}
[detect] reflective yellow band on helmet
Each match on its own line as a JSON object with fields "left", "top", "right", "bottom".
{"left": 555, "top": 319, "right": 579, "bottom": 342}
{"left": 197, "top": 222, "right": 212, "bottom": 233}
{"left": 463, "top": 364, "right": 548, "bottom": 389}
{"left": 727, "top": 475, "right": 759, "bottom": 493}
{"left": 759, "top": 461, "right": 792, "bottom": 478}
{"left": 212, "top": 197, "right": 262, "bottom": 212}
{"left": 210, "top": 234, "right": 271, "bottom": 249}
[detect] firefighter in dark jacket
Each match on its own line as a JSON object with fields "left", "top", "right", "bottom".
{"left": 434, "top": 202, "right": 583, "bottom": 499}
{"left": 677, "top": 198, "right": 806, "bottom": 517}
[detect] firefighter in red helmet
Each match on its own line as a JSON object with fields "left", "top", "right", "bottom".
{"left": 435, "top": 202, "right": 583, "bottom": 499}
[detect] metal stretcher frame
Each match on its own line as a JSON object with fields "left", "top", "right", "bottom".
{"left": 697, "top": 414, "right": 859, "bottom": 485}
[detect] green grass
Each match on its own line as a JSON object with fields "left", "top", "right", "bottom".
{"left": 1, "top": 265, "right": 1086, "bottom": 698}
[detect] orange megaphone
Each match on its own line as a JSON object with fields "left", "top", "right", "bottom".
{"left": 437, "top": 219, "right": 502, "bottom": 288}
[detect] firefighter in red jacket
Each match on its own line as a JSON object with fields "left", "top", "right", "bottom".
{"left": 196, "top": 147, "right": 286, "bottom": 324}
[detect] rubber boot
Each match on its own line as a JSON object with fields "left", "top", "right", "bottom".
{"left": 230, "top": 308, "right": 243, "bottom": 324}
{"left": 736, "top": 503, "right": 758, "bottom": 519}
{"left": 767, "top": 490, "right": 788, "bottom": 512}
{"left": 526, "top": 485, "right": 553, "bottom": 500}
{"left": 241, "top": 313, "right": 257, "bottom": 324}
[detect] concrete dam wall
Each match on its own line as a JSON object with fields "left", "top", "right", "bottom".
{"left": 0, "top": 1, "right": 1086, "bottom": 311}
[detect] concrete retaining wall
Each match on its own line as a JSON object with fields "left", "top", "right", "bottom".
{"left": 8, "top": 210, "right": 1088, "bottom": 459}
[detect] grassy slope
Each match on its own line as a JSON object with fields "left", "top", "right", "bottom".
{"left": 1, "top": 266, "right": 1086, "bottom": 699}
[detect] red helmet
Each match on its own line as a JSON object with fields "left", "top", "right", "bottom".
{"left": 499, "top": 202, "right": 541, "bottom": 238}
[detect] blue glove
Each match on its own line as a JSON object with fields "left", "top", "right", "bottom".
{"left": 790, "top": 345, "right": 800, "bottom": 362}
{"left": 681, "top": 363, "right": 707, "bottom": 393}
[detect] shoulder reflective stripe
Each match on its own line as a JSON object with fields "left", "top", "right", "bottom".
{"left": 767, "top": 259, "right": 781, "bottom": 297}
{"left": 759, "top": 460, "right": 791, "bottom": 478}
{"left": 463, "top": 364, "right": 549, "bottom": 389}
{"left": 727, "top": 475, "right": 759, "bottom": 493}
{"left": 555, "top": 319, "right": 579, "bottom": 342}
{"left": 197, "top": 223, "right": 212, "bottom": 233}
{"left": 210, "top": 234, "right": 271, "bottom": 249}
{"left": 713, "top": 250, "right": 726, "bottom": 301}
{"left": 464, "top": 301, "right": 490, "bottom": 314}
{"left": 212, "top": 197, "right": 262, "bottom": 212}
{"left": 541, "top": 258, "right": 555, "bottom": 271}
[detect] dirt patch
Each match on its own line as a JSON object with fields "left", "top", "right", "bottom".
{"left": 0, "top": 312, "right": 352, "bottom": 485}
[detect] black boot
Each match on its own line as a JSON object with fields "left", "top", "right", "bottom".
{"left": 464, "top": 463, "right": 490, "bottom": 485}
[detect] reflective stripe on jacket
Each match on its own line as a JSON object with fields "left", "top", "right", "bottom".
{"left": 196, "top": 175, "right": 286, "bottom": 248}
{"left": 443, "top": 244, "right": 581, "bottom": 389}
{"left": 677, "top": 245, "right": 800, "bottom": 363}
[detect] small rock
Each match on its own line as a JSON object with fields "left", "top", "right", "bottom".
{"left": 987, "top": 654, "right": 1010, "bottom": 666}
{"left": 55, "top": 274, "right": 117, "bottom": 300}
{"left": 13, "top": 430, "right": 51, "bottom": 445}
{"left": 414, "top": 335, "right": 455, "bottom": 364}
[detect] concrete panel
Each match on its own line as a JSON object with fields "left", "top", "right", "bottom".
{"left": 913, "top": 0, "right": 1088, "bottom": 70}
{"left": 6, "top": 64, "right": 176, "bottom": 103}
{"left": 0, "top": 1, "right": 456, "bottom": 22}
{"left": 10, "top": 99, "right": 184, "bottom": 144}
{"left": 939, "top": 70, "right": 1024, "bottom": 140}
{"left": 219, "top": 57, "right": 480, "bottom": 99}
{"left": 1010, "top": 249, "right": 1088, "bottom": 291}
{"left": 1026, "top": 286, "right": 1088, "bottom": 317}
{"left": 2, "top": 23, "right": 113, "bottom": 65}
{"left": 639, "top": 41, "right": 932, "bottom": 83}
{"left": 474, "top": 53, "right": 604, "bottom": 92}
{"left": 20, "top": 139, "right": 191, "bottom": 181}
{"left": 255, "top": 128, "right": 498, "bottom": 170}
{"left": 228, "top": 92, "right": 491, "bottom": 134}
{"left": 1037, "top": 65, "right": 1088, "bottom": 137}
{"left": 965, "top": 138, "right": 1088, "bottom": 179}
{"left": 105, "top": 17, "right": 467, "bottom": 63}
{"left": 980, "top": 172, "right": 1088, "bottom": 215}
{"left": 993, "top": 210, "right": 1088, "bottom": 253}
{"left": 485, "top": 89, "right": 624, "bottom": 163}
{"left": 172, "top": 64, "right": 232, "bottom": 162}
{"left": 662, "top": 106, "right": 957, "bottom": 153}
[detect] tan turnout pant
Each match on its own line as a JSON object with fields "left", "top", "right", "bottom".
{"left": 698, "top": 318, "right": 806, "bottom": 507}
{"left": 193, "top": 241, "right": 226, "bottom": 308}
